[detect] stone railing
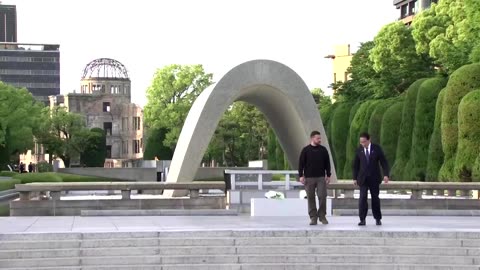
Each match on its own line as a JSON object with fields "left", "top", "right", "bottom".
{"left": 15, "top": 181, "right": 226, "bottom": 200}
{"left": 224, "top": 170, "right": 480, "bottom": 199}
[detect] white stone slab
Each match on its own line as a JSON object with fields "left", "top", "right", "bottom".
{"left": 250, "top": 198, "right": 332, "bottom": 217}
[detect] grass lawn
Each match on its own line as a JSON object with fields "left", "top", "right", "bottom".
{"left": 0, "top": 171, "right": 18, "bottom": 177}
{"left": 0, "top": 179, "right": 21, "bottom": 191}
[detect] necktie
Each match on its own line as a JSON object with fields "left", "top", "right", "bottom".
{"left": 365, "top": 148, "right": 370, "bottom": 164}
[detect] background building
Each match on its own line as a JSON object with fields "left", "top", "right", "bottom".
{"left": 0, "top": 4, "right": 17, "bottom": 42}
{"left": 49, "top": 58, "right": 143, "bottom": 168}
{"left": 394, "top": 0, "right": 438, "bottom": 25}
{"left": 0, "top": 42, "right": 60, "bottom": 104}
{"left": 325, "top": 44, "right": 353, "bottom": 96}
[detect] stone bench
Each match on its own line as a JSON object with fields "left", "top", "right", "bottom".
{"left": 15, "top": 181, "right": 225, "bottom": 200}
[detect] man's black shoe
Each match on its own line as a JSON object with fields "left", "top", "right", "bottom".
{"left": 358, "top": 220, "right": 366, "bottom": 226}
{"left": 376, "top": 219, "right": 382, "bottom": 226}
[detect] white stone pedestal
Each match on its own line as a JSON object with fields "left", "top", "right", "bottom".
{"left": 250, "top": 198, "right": 332, "bottom": 217}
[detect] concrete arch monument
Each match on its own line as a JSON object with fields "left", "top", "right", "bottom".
{"left": 166, "top": 60, "right": 336, "bottom": 196}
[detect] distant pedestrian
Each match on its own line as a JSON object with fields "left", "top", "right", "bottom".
{"left": 28, "top": 162, "right": 34, "bottom": 173}
{"left": 298, "top": 130, "right": 332, "bottom": 226}
{"left": 19, "top": 162, "right": 25, "bottom": 174}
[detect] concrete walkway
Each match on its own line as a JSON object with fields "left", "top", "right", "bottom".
{"left": 1, "top": 216, "right": 480, "bottom": 234}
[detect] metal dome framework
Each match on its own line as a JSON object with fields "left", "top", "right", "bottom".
{"left": 81, "top": 58, "right": 129, "bottom": 79}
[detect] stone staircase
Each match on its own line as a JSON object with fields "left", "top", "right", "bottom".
{"left": 0, "top": 230, "right": 479, "bottom": 270}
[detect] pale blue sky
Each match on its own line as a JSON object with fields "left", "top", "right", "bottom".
{"left": 9, "top": 0, "right": 397, "bottom": 106}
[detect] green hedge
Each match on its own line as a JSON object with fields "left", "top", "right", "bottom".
{"left": 405, "top": 77, "right": 447, "bottom": 181}
{"left": 473, "top": 155, "right": 480, "bottom": 182}
{"left": 426, "top": 87, "right": 447, "bottom": 181}
{"left": 390, "top": 79, "right": 427, "bottom": 181}
{"left": 343, "top": 101, "right": 377, "bottom": 178}
{"left": 12, "top": 173, "right": 117, "bottom": 184}
{"left": 143, "top": 127, "right": 174, "bottom": 160}
{"left": 454, "top": 90, "right": 480, "bottom": 181}
{"left": 440, "top": 63, "right": 480, "bottom": 181}
{"left": 342, "top": 101, "right": 362, "bottom": 178}
{"left": 330, "top": 103, "right": 353, "bottom": 179}
{"left": 0, "top": 178, "right": 21, "bottom": 191}
{"left": 320, "top": 104, "right": 338, "bottom": 167}
{"left": 368, "top": 100, "right": 394, "bottom": 144}
{"left": 0, "top": 171, "right": 17, "bottom": 177}
{"left": 380, "top": 101, "right": 404, "bottom": 169}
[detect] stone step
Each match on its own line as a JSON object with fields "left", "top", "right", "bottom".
{"left": 2, "top": 254, "right": 477, "bottom": 268}
{"left": 1, "top": 236, "right": 479, "bottom": 250}
{"left": 80, "top": 209, "right": 239, "bottom": 216}
{"left": 333, "top": 209, "right": 480, "bottom": 216}
{"left": 1, "top": 245, "right": 479, "bottom": 259}
{"left": 2, "top": 265, "right": 480, "bottom": 270}
{"left": 2, "top": 230, "right": 480, "bottom": 241}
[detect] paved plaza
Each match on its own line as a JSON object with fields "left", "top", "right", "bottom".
{"left": 1, "top": 216, "right": 480, "bottom": 234}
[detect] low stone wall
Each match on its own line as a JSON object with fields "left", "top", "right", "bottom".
{"left": 10, "top": 197, "right": 226, "bottom": 216}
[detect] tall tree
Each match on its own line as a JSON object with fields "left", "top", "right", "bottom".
{"left": 144, "top": 64, "right": 213, "bottom": 150}
{"left": 412, "top": 0, "right": 480, "bottom": 73}
{"left": 370, "top": 22, "right": 434, "bottom": 97}
{"left": 35, "top": 107, "right": 92, "bottom": 167}
{"left": 0, "top": 83, "right": 43, "bottom": 169}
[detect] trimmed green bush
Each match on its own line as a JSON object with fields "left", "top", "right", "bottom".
{"left": 368, "top": 100, "right": 393, "bottom": 144}
{"left": 473, "top": 154, "right": 480, "bottom": 182}
{"left": 330, "top": 103, "right": 353, "bottom": 179}
{"left": 0, "top": 178, "right": 21, "bottom": 191}
{"left": 426, "top": 87, "right": 447, "bottom": 181}
{"left": 0, "top": 171, "right": 17, "bottom": 177}
{"left": 320, "top": 104, "right": 338, "bottom": 167}
{"left": 440, "top": 63, "right": 480, "bottom": 181}
{"left": 342, "top": 101, "right": 362, "bottom": 178}
{"left": 380, "top": 101, "right": 404, "bottom": 169}
{"left": 343, "top": 101, "right": 377, "bottom": 178}
{"left": 454, "top": 90, "right": 480, "bottom": 181}
{"left": 405, "top": 77, "right": 447, "bottom": 181}
{"left": 37, "top": 161, "right": 53, "bottom": 173}
{"left": 390, "top": 79, "right": 427, "bottom": 181}
{"left": 0, "top": 205, "right": 9, "bottom": 216}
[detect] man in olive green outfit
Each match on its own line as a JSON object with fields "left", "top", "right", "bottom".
{"left": 298, "top": 131, "right": 331, "bottom": 225}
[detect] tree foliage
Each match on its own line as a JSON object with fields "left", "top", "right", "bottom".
{"left": 80, "top": 128, "right": 107, "bottom": 167}
{"left": 143, "top": 127, "right": 174, "bottom": 161}
{"left": 35, "top": 107, "right": 92, "bottom": 168}
{"left": 412, "top": 0, "right": 480, "bottom": 73}
{"left": 370, "top": 22, "right": 434, "bottom": 97}
{"left": 311, "top": 88, "right": 332, "bottom": 109}
{"left": 144, "top": 64, "right": 213, "bottom": 150}
{"left": 0, "top": 83, "right": 43, "bottom": 169}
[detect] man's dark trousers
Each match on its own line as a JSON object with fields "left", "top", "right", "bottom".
{"left": 305, "top": 177, "right": 327, "bottom": 220}
{"left": 359, "top": 177, "right": 381, "bottom": 221}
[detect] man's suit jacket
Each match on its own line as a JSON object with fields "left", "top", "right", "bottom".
{"left": 353, "top": 143, "right": 390, "bottom": 186}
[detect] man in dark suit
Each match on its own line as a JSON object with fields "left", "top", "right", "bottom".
{"left": 353, "top": 132, "right": 390, "bottom": 226}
